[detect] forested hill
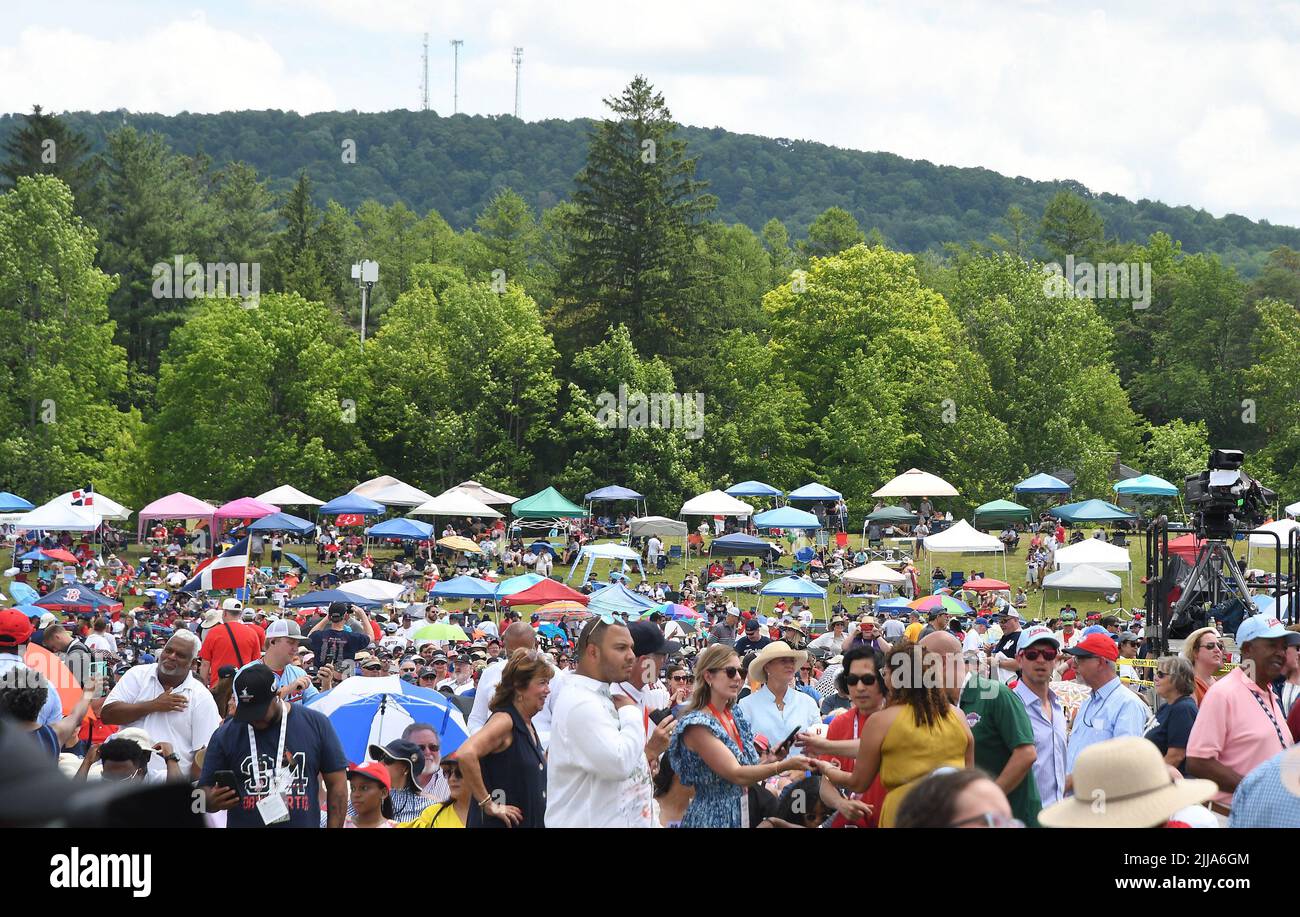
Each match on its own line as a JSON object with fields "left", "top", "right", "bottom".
{"left": 3, "top": 108, "right": 1295, "bottom": 274}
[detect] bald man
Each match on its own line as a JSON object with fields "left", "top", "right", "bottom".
{"left": 924, "top": 629, "right": 1042, "bottom": 826}
{"left": 467, "top": 622, "right": 537, "bottom": 732}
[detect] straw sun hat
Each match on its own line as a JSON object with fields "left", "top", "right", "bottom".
{"left": 748, "top": 641, "right": 808, "bottom": 686}
{"left": 1038, "top": 737, "right": 1217, "bottom": 828}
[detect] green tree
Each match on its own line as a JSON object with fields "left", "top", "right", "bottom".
{"left": 760, "top": 217, "right": 796, "bottom": 288}
{"left": 555, "top": 76, "right": 717, "bottom": 368}
{"left": 1140, "top": 419, "right": 1210, "bottom": 488}
{"left": 267, "top": 172, "right": 330, "bottom": 304}
{"left": 0, "top": 106, "right": 95, "bottom": 208}
{"left": 461, "top": 188, "right": 540, "bottom": 290}
{"left": 1038, "top": 190, "right": 1104, "bottom": 263}
{"left": 1244, "top": 300, "right": 1300, "bottom": 495}
{"left": 211, "top": 161, "right": 275, "bottom": 267}
{"left": 799, "top": 207, "right": 865, "bottom": 261}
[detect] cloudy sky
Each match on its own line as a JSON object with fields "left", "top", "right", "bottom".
{"left": 4, "top": 0, "right": 1298, "bottom": 225}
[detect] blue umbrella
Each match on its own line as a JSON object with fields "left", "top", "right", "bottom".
{"left": 307, "top": 677, "right": 468, "bottom": 762}
{"left": 0, "top": 492, "right": 34, "bottom": 512}
{"left": 15, "top": 604, "right": 46, "bottom": 618}
{"left": 8, "top": 582, "right": 40, "bottom": 605}
{"left": 144, "top": 589, "right": 170, "bottom": 604}
{"left": 538, "top": 623, "right": 566, "bottom": 642}
{"left": 285, "top": 589, "right": 383, "bottom": 609}
{"left": 282, "top": 552, "right": 309, "bottom": 574}
{"left": 528, "top": 540, "right": 559, "bottom": 557}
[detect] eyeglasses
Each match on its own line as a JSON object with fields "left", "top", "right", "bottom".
{"left": 844, "top": 672, "right": 878, "bottom": 687}
{"left": 949, "top": 812, "right": 1025, "bottom": 828}
{"left": 417, "top": 743, "right": 441, "bottom": 752}
{"left": 712, "top": 666, "right": 744, "bottom": 680}
{"left": 1155, "top": 670, "right": 1170, "bottom": 679}
{"left": 1197, "top": 641, "right": 1222, "bottom": 652}
{"left": 670, "top": 674, "right": 694, "bottom": 683}
{"left": 1020, "top": 648, "right": 1058, "bottom": 662}
{"left": 440, "top": 764, "right": 461, "bottom": 777}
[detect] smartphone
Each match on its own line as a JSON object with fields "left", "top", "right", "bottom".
{"left": 773, "top": 726, "right": 802, "bottom": 758}
{"left": 211, "top": 770, "right": 241, "bottom": 794}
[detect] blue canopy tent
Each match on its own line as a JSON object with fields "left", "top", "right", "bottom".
{"left": 586, "top": 582, "right": 658, "bottom": 616}
{"left": 1048, "top": 499, "right": 1137, "bottom": 524}
{"left": 318, "top": 493, "right": 386, "bottom": 516}
{"left": 365, "top": 518, "right": 435, "bottom": 541}
{"left": 34, "top": 585, "right": 123, "bottom": 614}
{"left": 709, "top": 533, "right": 781, "bottom": 562}
{"left": 0, "top": 492, "right": 34, "bottom": 512}
{"left": 583, "top": 485, "right": 647, "bottom": 519}
{"left": 752, "top": 507, "right": 822, "bottom": 530}
{"left": 787, "top": 483, "right": 842, "bottom": 501}
{"left": 427, "top": 574, "right": 499, "bottom": 600}
{"left": 1013, "top": 473, "right": 1072, "bottom": 495}
{"left": 244, "top": 511, "right": 316, "bottom": 535}
{"left": 285, "top": 589, "right": 384, "bottom": 609}
{"left": 1113, "top": 474, "right": 1179, "bottom": 497}
{"left": 758, "top": 575, "right": 829, "bottom": 622}
{"left": 725, "top": 481, "right": 784, "bottom": 507}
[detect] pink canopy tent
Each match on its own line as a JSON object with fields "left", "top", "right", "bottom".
{"left": 213, "top": 497, "right": 280, "bottom": 540}
{"left": 136, "top": 492, "right": 217, "bottom": 542}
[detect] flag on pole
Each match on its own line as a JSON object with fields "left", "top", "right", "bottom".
{"left": 71, "top": 485, "right": 94, "bottom": 507}
{"left": 183, "top": 537, "right": 251, "bottom": 592}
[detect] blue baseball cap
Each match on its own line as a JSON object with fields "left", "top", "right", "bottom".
{"left": 1236, "top": 615, "right": 1300, "bottom": 647}
{"left": 1080, "top": 625, "right": 1110, "bottom": 639}
{"left": 975, "top": 617, "right": 990, "bottom": 627}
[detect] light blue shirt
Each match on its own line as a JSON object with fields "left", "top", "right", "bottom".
{"left": 237, "top": 660, "right": 319, "bottom": 704}
{"left": 736, "top": 684, "right": 821, "bottom": 757}
{"left": 1065, "top": 676, "right": 1150, "bottom": 775}
{"left": 0, "top": 651, "right": 64, "bottom": 726}
{"left": 1229, "top": 749, "right": 1300, "bottom": 828}
{"left": 1013, "top": 679, "right": 1068, "bottom": 807}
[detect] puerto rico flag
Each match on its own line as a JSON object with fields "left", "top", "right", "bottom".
{"left": 71, "top": 485, "right": 94, "bottom": 507}
{"left": 183, "top": 537, "right": 251, "bottom": 593}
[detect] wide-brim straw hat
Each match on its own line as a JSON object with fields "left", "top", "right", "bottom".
{"left": 1038, "top": 737, "right": 1217, "bottom": 828}
{"left": 749, "top": 641, "right": 808, "bottom": 686}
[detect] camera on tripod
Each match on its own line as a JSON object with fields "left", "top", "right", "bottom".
{"left": 1183, "top": 448, "right": 1273, "bottom": 540}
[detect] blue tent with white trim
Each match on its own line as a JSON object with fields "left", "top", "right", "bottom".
{"left": 1014, "top": 473, "right": 1072, "bottom": 494}
{"left": 319, "top": 493, "right": 385, "bottom": 516}
{"left": 753, "top": 507, "right": 822, "bottom": 529}
{"left": 365, "top": 518, "right": 435, "bottom": 540}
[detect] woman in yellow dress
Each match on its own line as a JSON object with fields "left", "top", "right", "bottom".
{"left": 819, "top": 640, "right": 973, "bottom": 826}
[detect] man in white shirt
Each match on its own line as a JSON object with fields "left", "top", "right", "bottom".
{"left": 546, "top": 616, "right": 646, "bottom": 827}
{"left": 536, "top": 550, "right": 553, "bottom": 578}
{"left": 609, "top": 622, "right": 679, "bottom": 826}
{"left": 963, "top": 617, "right": 990, "bottom": 653}
{"left": 467, "top": 623, "right": 537, "bottom": 732}
{"left": 100, "top": 630, "right": 221, "bottom": 780}
{"left": 86, "top": 617, "right": 118, "bottom": 655}
{"left": 646, "top": 535, "right": 663, "bottom": 568}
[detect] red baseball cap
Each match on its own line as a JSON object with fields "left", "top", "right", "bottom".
{"left": 347, "top": 761, "right": 392, "bottom": 792}
{"left": 0, "top": 610, "right": 34, "bottom": 647}
{"left": 1064, "top": 633, "right": 1119, "bottom": 662}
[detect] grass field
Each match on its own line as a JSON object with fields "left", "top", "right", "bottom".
{"left": 70, "top": 528, "right": 1288, "bottom": 628}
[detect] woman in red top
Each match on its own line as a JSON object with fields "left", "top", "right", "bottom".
{"left": 802, "top": 644, "right": 889, "bottom": 827}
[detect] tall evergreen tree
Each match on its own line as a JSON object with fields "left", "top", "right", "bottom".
{"left": 0, "top": 106, "right": 94, "bottom": 207}
{"left": 555, "top": 76, "right": 717, "bottom": 367}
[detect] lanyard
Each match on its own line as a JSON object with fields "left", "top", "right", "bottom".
{"left": 708, "top": 704, "right": 742, "bottom": 750}
{"left": 1249, "top": 689, "right": 1289, "bottom": 751}
{"left": 248, "top": 701, "right": 289, "bottom": 793}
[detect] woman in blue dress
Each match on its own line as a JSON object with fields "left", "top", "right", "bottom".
{"left": 669, "top": 644, "right": 819, "bottom": 827}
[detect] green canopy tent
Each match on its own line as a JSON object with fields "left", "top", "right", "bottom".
{"left": 510, "top": 486, "right": 588, "bottom": 520}
{"left": 972, "top": 499, "right": 1032, "bottom": 528}
{"left": 861, "top": 505, "right": 919, "bottom": 546}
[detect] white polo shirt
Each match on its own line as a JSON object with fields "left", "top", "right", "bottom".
{"left": 101, "top": 664, "right": 221, "bottom": 779}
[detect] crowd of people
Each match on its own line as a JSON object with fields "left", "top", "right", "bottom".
{"left": 4, "top": 507, "right": 1300, "bottom": 830}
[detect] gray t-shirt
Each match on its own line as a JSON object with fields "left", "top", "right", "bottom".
{"left": 882, "top": 619, "right": 906, "bottom": 641}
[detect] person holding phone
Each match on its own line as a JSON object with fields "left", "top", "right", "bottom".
{"left": 736, "top": 642, "right": 822, "bottom": 759}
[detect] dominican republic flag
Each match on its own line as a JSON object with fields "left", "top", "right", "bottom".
{"left": 183, "top": 537, "right": 251, "bottom": 593}
{"left": 71, "top": 485, "right": 94, "bottom": 507}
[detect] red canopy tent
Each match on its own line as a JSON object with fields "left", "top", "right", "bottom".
{"left": 1165, "top": 533, "right": 1206, "bottom": 563}
{"left": 499, "top": 579, "right": 591, "bottom": 607}
{"left": 963, "top": 578, "right": 1011, "bottom": 593}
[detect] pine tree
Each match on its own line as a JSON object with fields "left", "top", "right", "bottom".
{"left": 0, "top": 106, "right": 94, "bottom": 207}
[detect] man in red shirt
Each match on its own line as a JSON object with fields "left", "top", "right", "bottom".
{"left": 198, "top": 599, "right": 265, "bottom": 687}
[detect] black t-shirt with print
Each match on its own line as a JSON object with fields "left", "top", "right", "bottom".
{"left": 993, "top": 630, "right": 1021, "bottom": 658}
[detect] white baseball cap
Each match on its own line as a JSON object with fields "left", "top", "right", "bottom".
{"left": 221, "top": 598, "right": 244, "bottom": 612}
{"left": 1016, "top": 625, "right": 1062, "bottom": 654}
{"left": 1236, "top": 615, "right": 1300, "bottom": 647}
{"left": 265, "top": 618, "right": 310, "bottom": 643}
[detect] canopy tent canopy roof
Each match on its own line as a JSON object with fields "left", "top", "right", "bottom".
{"left": 255, "top": 485, "right": 324, "bottom": 506}
{"left": 866, "top": 506, "right": 919, "bottom": 524}
{"left": 427, "top": 575, "right": 499, "bottom": 600}
{"left": 1053, "top": 539, "right": 1132, "bottom": 572}
{"left": 963, "top": 577, "right": 1011, "bottom": 593}
{"left": 319, "top": 493, "right": 386, "bottom": 516}
{"left": 499, "top": 578, "right": 590, "bottom": 607}
{"left": 786, "top": 483, "right": 842, "bottom": 501}
{"left": 840, "top": 561, "right": 907, "bottom": 585}
{"left": 511, "top": 486, "right": 587, "bottom": 519}
{"left": 972, "top": 499, "right": 1032, "bottom": 526}
{"left": 350, "top": 476, "right": 408, "bottom": 499}
{"left": 136, "top": 492, "right": 217, "bottom": 540}
{"left": 1014, "top": 472, "right": 1072, "bottom": 494}
{"left": 752, "top": 506, "right": 821, "bottom": 529}
{"left": 586, "top": 582, "right": 658, "bottom": 615}
{"left": 873, "top": 468, "right": 959, "bottom": 498}
{"left": 336, "top": 579, "right": 406, "bottom": 602}
{"left": 441, "top": 480, "right": 518, "bottom": 506}
{"left": 1165, "top": 532, "right": 1206, "bottom": 562}
{"left": 213, "top": 497, "right": 280, "bottom": 520}
{"left": 285, "top": 589, "right": 383, "bottom": 609}
{"left": 244, "top": 512, "right": 315, "bottom": 535}
{"left": 43, "top": 491, "right": 132, "bottom": 521}
{"left": 627, "top": 516, "right": 688, "bottom": 537}
{"left": 1248, "top": 518, "right": 1300, "bottom": 548}
{"left": 573, "top": 542, "right": 642, "bottom": 562}
{"left": 584, "top": 485, "right": 645, "bottom": 501}
{"left": 493, "top": 573, "right": 546, "bottom": 598}
{"left": 679, "top": 490, "right": 753, "bottom": 517}
{"left": 1041, "top": 564, "right": 1123, "bottom": 592}
{"left": 409, "top": 491, "right": 503, "bottom": 519}
{"left": 365, "top": 518, "right": 435, "bottom": 541}
{"left": 1048, "top": 500, "right": 1136, "bottom": 523}
{"left": 14, "top": 502, "right": 101, "bottom": 532}
{"left": 923, "top": 519, "right": 1005, "bottom": 553}
{"left": 759, "top": 575, "right": 827, "bottom": 598}
{"left": 724, "top": 481, "right": 784, "bottom": 497}
{"left": 1113, "top": 474, "right": 1179, "bottom": 497}
{"left": 34, "top": 585, "right": 123, "bottom": 613}
{"left": 709, "top": 533, "right": 780, "bottom": 557}
{"left": 365, "top": 482, "right": 437, "bottom": 507}
{"left": 1287, "top": 500, "right": 1300, "bottom": 519}
{"left": 0, "top": 492, "right": 34, "bottom": 512}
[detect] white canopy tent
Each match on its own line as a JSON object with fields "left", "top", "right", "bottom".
{"left": 367, "top": 482, "right": 437, "bottom": 508}
{"left": 256, "top": 485, "right": 324, "bottom": 507}
{"left": 873, "top": 468, "right": 960, "bottom": 498}
{"left": 679, "top": 490, "right": 754, "bottom": 517}
{"left": 566, "top": 542, "right": 647, "bottom": 583}
{"left": 409, "top": 492, "right": 503, "bottom": 519}
{"left": 1040, "top": 564, "right": 1123, "bottom": 614}
{"left": 42, "top": 491, "right": 132, "bottom": 521}
{"left": 921, "top": 519, "right": 1006, "bottom": 579}
{"left": 628, "top": 516, "right": 688, "bottom": 537}
{"left": 12, "top": 502, "right": 102, "bottom": 531}
{"left": 1287, "top": 500, "right": 1300, "bottom": 519}
{"left": 1053, "top": 538, "right": 1134, "bottom": 597}
{"left": 1247, "top": 518, "right": 1300, "bottom": 557}
{"left": 840, "top": 561, "right": 907, "bottom": 585}
{"left": 351, "top": 475, "right": 408, "bottom": 499}
{"left": 442, "top": 481, "right": 518, "bottom": 506}
{"left": 338, "top": 578, "right": 408, "bottom": 603}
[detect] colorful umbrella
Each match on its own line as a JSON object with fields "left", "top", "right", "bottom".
{"left": 437, "top": 536, "right": 481, "bottom": 554}
{"left": 306, "top": 675, "right": 468, "bottom": 762}
{"left": 657, "top": 602, "right": 703, "bottom": 620}
{"left": 908, "top": 594, "right": 975, "bottom": 616}
{"left": 410, "top": 622, "right": 470, "bottom": 642}
{"left": 537, "top": 600, "right": 587, "bottom": 616}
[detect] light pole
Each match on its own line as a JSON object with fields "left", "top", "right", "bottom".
{"left": 351, "top": 260, "right": 378, "bottom": 346}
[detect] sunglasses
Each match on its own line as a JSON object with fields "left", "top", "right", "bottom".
{"left": 1198, "top": 642, "right": 1222, "bottom": 652}
{"left": 440, "top": 764, "right": 460, "bottom": 776}
{"left": 1021, "top": 648, "right": 1058, "bottom": 662}
{"left": 844, "top": 672, "right": 878, "bottom": 687}
{"left": 417, "top": 742, "right": 440, "bottom": 752}
{"left": 670, "top": 674, "right": 694, "bottom": 683}
{"left": 713, "top": 666, "right": 744, "bottom": 680}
